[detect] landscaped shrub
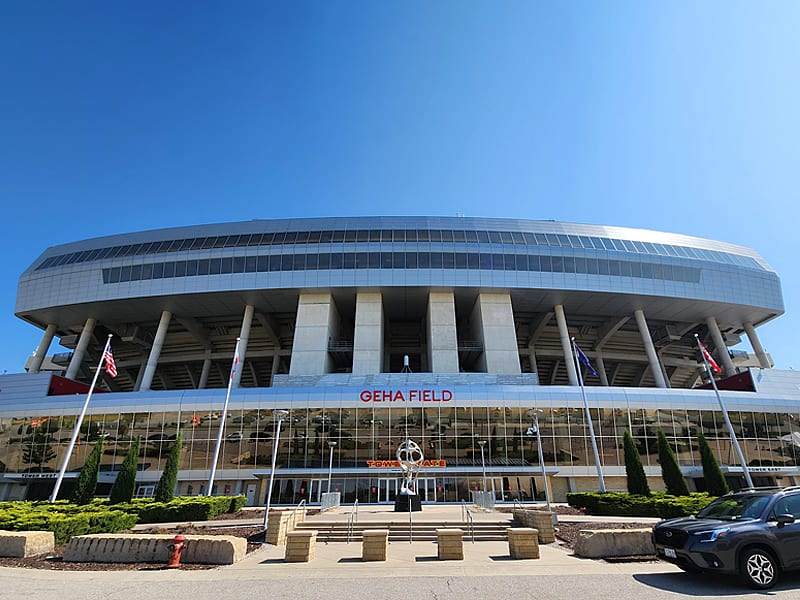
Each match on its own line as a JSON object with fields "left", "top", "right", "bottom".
{"left": 657, "top": 428, "right": 689, "bottom": 496}
{"left": 698, "top": 431, "right": 729, "bottom": 496}
{"left": 71, "top": 438, "right": 104, "bottom": 504}
{"left": 110, "top": 436, "right": 141, "bottom": 504}
{"left": 623, "top": 429, "right": 650, "bottom": 496}
{"left": 566, "top": 491, "right": 715, "bottom": 518}
{"left": 109, "top": 495, "right": 247, "bottom": 523}
{"left": 154, "top": 433, "right": 182, "bottom": 502}
{"left": 0, "top": 502, "right": 137, "bottom": 544}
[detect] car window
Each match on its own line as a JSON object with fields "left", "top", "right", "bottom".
{"left": 772, "top": 495, "right": 800, "bottom": 519}
{"left": 696, "top": 495, "right": 770, "bottom": 520}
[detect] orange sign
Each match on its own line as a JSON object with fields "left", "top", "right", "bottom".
{"left": 366, "top": 459, "right": 447, "bottom": 469}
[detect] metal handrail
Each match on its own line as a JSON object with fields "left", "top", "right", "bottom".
{"left": 282, "top": 498, "right": 308, "bottom": 539}
{"left": 346, "top": 499, "right": 359, "bottom": 544}
{"left": 461, "top": 500, "right": 475, "bottom": 543}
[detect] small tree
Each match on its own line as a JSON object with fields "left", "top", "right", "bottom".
{"left": 623, "top": 429, "right": 650, "bottom": 495}
{"left": 154, "top": 433, "right": 182, "bottom": 502}
{"left": 110, "top": 436, "right": 141, "bottom": 504}
{"left": 657, "top": 428, "right": 689, "bottom": 496}
{"left": 698, "top": 431, "right": 729, "bottom": 496}
{"left": 71, "top": 438, "right": 104, "bottom": 504}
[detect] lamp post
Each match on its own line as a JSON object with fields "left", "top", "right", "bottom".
{"left": 262, "top": 409, "right": 289, "bottom": 530}
{"left": 477, "top": 440, "right": 487, "bottom": 493}
{"left": 327, "top": 440, "right": 337, "bottom": 493}
{"left": 527, "top": 409, "right": 552, "bottom": 514}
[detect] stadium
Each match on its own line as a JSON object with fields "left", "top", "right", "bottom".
{"left": 1, "top": 216, "right": 799, "bottom": 504}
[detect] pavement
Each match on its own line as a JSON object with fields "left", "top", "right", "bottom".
{"left": 7, "top": 505, "right": 800, "bottom": 599}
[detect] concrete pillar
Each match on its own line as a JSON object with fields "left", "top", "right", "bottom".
{"left": 528, "top": 346, "right": 539, "bottom": 375}
{"left": 633, "top": 309, "right": 667, "bottom": 388}
{"left": 139, "top": 310, "right": 172, "bottom": 391}
{"left": 744, "top": 322, "right": 771, "bottom": 368}
{"left": 427, "top": 291, "right": 459, "bottom": 373}
{"left": 469, "top": 293, "right": 521, "bottom": 374}
{"left": 554, "top": 305, "right": 578, "bottom": 386}
{"left": 289, "top": 292, "right": 341, "bottom": 375}
{"left": 270, "top": 353, "right": 281, "bottom": 384}
{"left": 232, "top": 305, "right": 255, "bottom": 387}
{"left": 706, "top": 316, "right": 736, "bottom": 376}
{"left": 29, "top": 323, "right": 57, "bottom": 374}
{"left": 132, "top": 358, "right": 146, "bottom": 391}
{"left": 352, "top": 292, "right": 384, "bottom": 374}
{"left": 198, "top": 354, "right": 212, "bottom": 389}
{"left": 596, "top": 355, "right": 609, "bottom": 386}
{"left": 65, "top": 318, "right": 96, "bottom": 380}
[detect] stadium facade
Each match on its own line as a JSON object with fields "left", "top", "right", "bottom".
{"left": 2, "top": 216, "right": 799, "bottom": 504}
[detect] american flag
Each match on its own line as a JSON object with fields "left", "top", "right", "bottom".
{"left": 697, "top": 339, "right": 722, "bottom": 374}
{"left": 103, "top": 340, "right": 117, "bottom": 378}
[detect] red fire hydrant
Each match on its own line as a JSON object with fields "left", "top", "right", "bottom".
{"left": 166, "top": 534, "right": 186, "bottom": 568}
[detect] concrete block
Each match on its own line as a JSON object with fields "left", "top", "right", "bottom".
{"left": 362, "top": 529, "right": 389, "bottom": 561}
{"left": 514, "top": 510, "right": 556, "bottom": 543}
{"left": 284, "top": 530, "right": 317, "bottom": 563}
{"left": 0, "top": 530, "right": 55, "bottom": 558}
{"left": 63, "top": 534, "right": 246, "bottom": 564}
{"left": 573, "top": 528, "right": 656, "bottom": 558}
{"left": 507, "top": 527, "right": 540, "bottom": 559}
{"left": 436, "top": 528, "right": 464, "bottom": 560}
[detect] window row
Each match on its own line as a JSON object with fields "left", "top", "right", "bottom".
{"left": 101, "top": 251, "right": 702, "bottom": 285}
{"left": 37, "top": 228, "right": 763, "bottom": 272}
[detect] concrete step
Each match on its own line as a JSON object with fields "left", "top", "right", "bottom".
{"left": 294, "top": 521, "right": 510, "bottom": 543}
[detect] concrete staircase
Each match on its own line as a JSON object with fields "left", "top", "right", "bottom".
{"left": 295, "top": 519, "right": 510, "bottom": 543}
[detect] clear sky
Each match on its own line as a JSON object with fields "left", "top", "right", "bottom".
{"left": 1, "top": 1, "right": 799, "bottom": 374}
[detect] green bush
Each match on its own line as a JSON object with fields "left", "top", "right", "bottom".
{"left": 566, "top": 491, "right": 715, "bottom": 518}
{"left": 0, "top": 502, "right": 137, "bottom": 544}
{"left": 108, "top": 495, "right": 247, "bottom": 523}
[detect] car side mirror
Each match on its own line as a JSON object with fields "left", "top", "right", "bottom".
{"left": 773, "top": 513, "right": 795, "bottom": 528}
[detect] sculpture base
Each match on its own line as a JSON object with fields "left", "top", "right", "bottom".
{"left": 394, "top": 493, "right": 422, "bottom": 512}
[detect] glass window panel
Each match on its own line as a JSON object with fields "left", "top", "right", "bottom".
{"left": 430, "top": 252, "right": 443, "bottom": 268}
{"left": 186, "top": 260, "right": 198, "bottom": 276}
{"left": 476, "top": 230, "right": 490, "bottom": 243}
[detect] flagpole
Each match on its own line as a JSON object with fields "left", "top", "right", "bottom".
{"left": 573, "top": 338, "right": 606, "bottom": 493}
{"left": 50, "top": 334, "right": 113, "bottom": 502}
{"left": 695, "top": 334, "right": 754, "bottom": 489}
{"left": 207, "top": 337, "right": 241, "bottom": 495}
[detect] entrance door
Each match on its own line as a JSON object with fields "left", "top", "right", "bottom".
{"left": 308, "top": 479, "right": 325, "bottom": 504}
{"left": 416, "top": 478, "right": 438, "bottom": 503}
{"left": 378, "top": 478, "right": 398, "bottom": 503}
{"left": 245, "top": 484, "right": 257, "bottom": 506}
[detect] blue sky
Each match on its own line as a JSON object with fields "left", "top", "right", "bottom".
{"left": 1, "top": 1, "right": 799, "bottom": 374}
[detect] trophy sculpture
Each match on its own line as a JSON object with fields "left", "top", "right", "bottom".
{"left": 394, "top": 438, "right": 424, "bottom": 512}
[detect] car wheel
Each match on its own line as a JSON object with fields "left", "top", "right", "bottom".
{"left": 740, "top": 547, "right": 778, "bottom": 589}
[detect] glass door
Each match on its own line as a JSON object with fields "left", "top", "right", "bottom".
{"left": 416, "top": 478, "right": 438, "bottom": 503}
{"left": 378, "top": 478, "right": 398, "bottom": 503}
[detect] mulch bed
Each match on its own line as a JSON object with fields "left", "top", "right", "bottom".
{"left": 0, "top": 525, "right": 266, "bottom": 571}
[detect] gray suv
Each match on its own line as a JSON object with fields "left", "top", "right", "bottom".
{"left": 652, "top": 486, "right": 800, "bottom": 589}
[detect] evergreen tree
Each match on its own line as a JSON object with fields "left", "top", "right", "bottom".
{"left": 71, "top": 438, "right": 104, "bottom": 504}
{"left": 154, "top": 433, "right": 182, "bottom": 502}
{"left": 623, "top": 429, "right": 650, "bottom": 495}
{"left": 656, "top": 428, "right": 689, "bottom": 496}
{"left": 698, "top": 431, "right": 729, "bottom": 496}
{"left": 110, "top": 436, "right": 141, "bottom": 503}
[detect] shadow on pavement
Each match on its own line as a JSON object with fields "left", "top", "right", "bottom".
{"left": 634, "top": 571, "right": 800, "bottom": 596}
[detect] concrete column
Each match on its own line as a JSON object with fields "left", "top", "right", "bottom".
{"left": 140, "top": 310, "right": 172, "bottom": 391}
{"left": 270, "top": 353, "right": 281, "bottom": 384}
{"left": 554, "top": 305, "right": 578, "bottom": 386}
{"left": 289, "top": 292, "right": 341, "bottom": 375}
{"left": 706, "top": 316, "right": 736, "bottom": 376}
{"left": 65, "top": 317, "right": 96, "bottom": 380}
{"left": 744, "top": 322, "right": 771, "bottom": 368}
{"left": 427, "top": 291, "right": 459, "bottom": 373}
{"left": 469, "top": 293, "right": 520, "bottom": 374}
{"left": 29, "top": 323, "right": 57, "bottom": 374}
{"left": 232, "top": 305, "right": 255, "bottom": 387}
{"left": 198, "top": 354, "right": 212, "bottom": 389}
{"left": 132, "top": 358, "right": 146, "bottom": 390}
{"left": 596, "top": 355, "right": 609, "bottom": 386}
{"left": 352, "top": 292, "right": 384, "bottom": 374}
{"left": 634, "top": 309, "right": 667, "bottom": 388}
{"left": 528, "top": 347, "right": 539, "bottom": 375}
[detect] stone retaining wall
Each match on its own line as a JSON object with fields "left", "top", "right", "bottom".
{"left": 0, "top": 531, "right": 55, "bottom": 558}
{"left": 63, "top": 534, "right": 246, "bottom": 564}
{"left": 573, "top": 528, "right": 655, "bottom": 558}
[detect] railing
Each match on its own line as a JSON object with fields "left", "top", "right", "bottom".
{"left": 282, "top": 498, "right": 307, "bottom": 539}
{"left": 346, "top": 500, "right": 359, "bottom": 544}
{"left": 461, "top": 500, "right": 475, "bottom": 543}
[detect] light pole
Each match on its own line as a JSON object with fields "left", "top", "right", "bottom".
{"left": 327, "top": 440, "right": 337, "bottom": 493}
{"left": 262, "top": 409, "right": 289, "bottom": 530}
{"left": 527, "top": 409, "right": 552, "bottom": 514}
{"left": 477, "top": 440, "right": 487, "bottom": 493}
